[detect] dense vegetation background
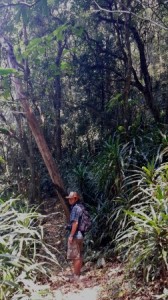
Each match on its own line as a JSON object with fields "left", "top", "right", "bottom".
{"left": 0, "top": 0, "right": 168, "bottom": 299}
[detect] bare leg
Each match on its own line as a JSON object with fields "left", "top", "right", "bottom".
{"left": 73, "top": 258, "right": 83, "bottom": 276}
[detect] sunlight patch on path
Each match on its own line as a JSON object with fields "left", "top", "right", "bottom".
{"left": 54, "top": 286, "right": 101, "bottom": 300}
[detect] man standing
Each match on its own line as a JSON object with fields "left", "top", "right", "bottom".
{"left": 66, "top": 191, "right": 83, "bottom": 281}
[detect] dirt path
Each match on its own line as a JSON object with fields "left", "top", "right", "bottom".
{"left": 54, "top": 285, "right": 101, "bottom": 300}
{"left": 41, "top": 198, "right": 157, "bottom": 300}
{"left": 41, "top": 198, "right": 124, "bottom": 300}
{"left": 49, "top": 262, "right": 124, "bottom": 300}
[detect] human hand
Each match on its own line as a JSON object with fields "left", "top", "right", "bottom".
{"left": 68, "top": 236, "right": 73, "bottom": 244}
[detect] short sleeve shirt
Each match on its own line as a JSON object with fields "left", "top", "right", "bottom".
{"left": 70, "top": 203, "right": 83, "bottom": 239}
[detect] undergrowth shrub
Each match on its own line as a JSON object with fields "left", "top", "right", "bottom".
{"left": 0, "top": 198, "right": 58, "bottom": 300}
{"left": 116, "top": 162, "right": 168, "bottom": 282}
{"left": 64, "top": 133, "right": 167, "bottom": 256}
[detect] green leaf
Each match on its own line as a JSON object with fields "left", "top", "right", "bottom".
{"left": 60, "top": 61, "right": 71, "bottom": 71}
{"left": 106, "top": 93, "right": 122, "bottom": 111}
{"left": 53, "top": 24, "right": 67, "bottom": 41}
{"left": 0, "top": 156, "right": 5, "bottom": 164}
{"left": 26, "top": 38, "right": 42, "bottom": 52}
{"left": 156, "top": 186, "right": 164, "bottom": 200}
{"left": 47, "top": 0, "right": 55, "bottom": 4}
{"left": 162, "top": 249, "right": 168, "bottom": 268}
{"left": 0, "top": 128, "right": 11, "bottom": 136}
{"left": 72, "top": 26, "right": 84, "bottom": 37}
{"left": 0, "top": 68, "right": 17, "bottom": 76}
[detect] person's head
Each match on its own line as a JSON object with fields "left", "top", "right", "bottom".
{"left": 66, "top": 191, "right": 80, "bottom": 205}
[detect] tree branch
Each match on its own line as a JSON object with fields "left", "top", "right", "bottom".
{"left": 97, "top": 13, "right": 161, "bottom": 122}
{"left": 83, "top": 30, "right": 124, "bottom": 60}
{"left": 0, "top": 0, "right": 41, "bottom": 9}
{"left": 94, "top": 1, "right": 168, "bottom": 30}
{"left": 131, "top": 67, "right": 144, "bottom": 93}
{"left": 0, "top": 37, "right": 24, "bottom": 71}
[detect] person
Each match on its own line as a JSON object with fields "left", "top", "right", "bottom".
{"left": 65, "top": 191, "right": 84, "bottom": 281}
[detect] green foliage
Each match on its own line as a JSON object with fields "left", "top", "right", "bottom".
{"left": 25, "top": 24, "right": 68, "bottom": 57}
{"left": 116, "top": 162, "right": 168, "bottom": 282}
{"left": 0, "top": 128, "right": 11, "bottom": 136}
{"left": 93, "top": 137, "right": 129, "bottom": 197}
{"left": 0, "top": 2, "right": 167, "bottom": 291}
{"left": 0, "top": 156, "right": 5, "bottom": 164}
{"left": 0, "top": 198, "right": 57, "bottom": 299}
{"left": 106, "top": 94, "right": 122, "bottom": 111}
{"left": 72, "top": 25, "right": 84, "bottom": 37}
{"left": 141, "top": 158, "right": 156, "bottom": 184}
{"left": 0, "top": 77, "right": 11, "bottom": 99}
{"left": 25, "top": 37, "right": 42, "bottom": 54}
{"left": 64, "top": 132, "right": 166, "bottom": 253}
{"left": 53, "top": 24, "right": 68, "bottom": 41}
{"left": 60, "top": 61, "right": 72, "bottom": 72}
{"left": 0, "top": 68, "right": 18, "bottom": 76}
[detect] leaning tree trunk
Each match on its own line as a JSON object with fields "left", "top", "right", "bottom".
{"left": 0, "top": 37, "right": 70, "bottom": 221}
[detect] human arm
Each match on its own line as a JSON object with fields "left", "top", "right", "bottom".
{"left": 68, "top": 221, "right": 78, "bottom": 244}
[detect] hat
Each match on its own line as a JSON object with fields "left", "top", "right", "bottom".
{"left": 65, "top": 191, "right": 80, "bottom": 200}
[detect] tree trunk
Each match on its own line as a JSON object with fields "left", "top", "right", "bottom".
{"left": 99, "top": 13, "right": 161, "bottom": 124}
{"left": 122, "top": 3, "right": 132, "bottom": 134}
{"left": 1, "top": 37, "right": 70, "bottom": 221}
{"left": 129, "top": 26, "right": 161, "bottom": 123}
{"left": 54, "top": 74, "right": 62, "bottom": 160}
{"left": 54, "top": 40, "right": 65, "bottom": 160}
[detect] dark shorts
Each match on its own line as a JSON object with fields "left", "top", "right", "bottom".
{"left": 67, "top": 238, "right": 83, "bottom": 260}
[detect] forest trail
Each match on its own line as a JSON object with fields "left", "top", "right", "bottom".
{"left": 42, "top": 198, "right": 154, "bottom": 300}
{"left": 49, "top": 263, "right": 157, "bottom": 300}
{"left": 54, "top": 285, "right": 101, "bottom": 300}
{"left": 42, "top": 198, "right": 124, "bottom": 300}
{"left": 50, "top": 261, "right": 124, "bottom": 300}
